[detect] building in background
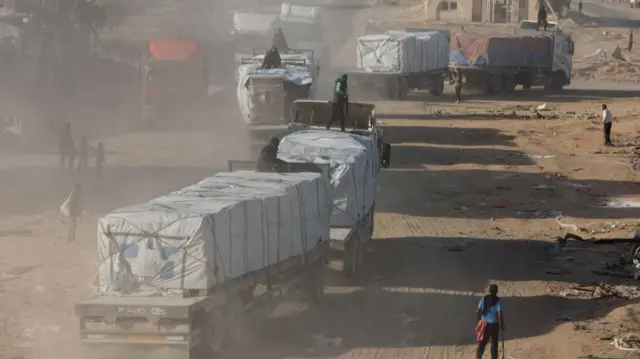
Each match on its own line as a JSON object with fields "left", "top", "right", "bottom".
{"left": 423, "top": 0, "right": 565, "bottom": 23}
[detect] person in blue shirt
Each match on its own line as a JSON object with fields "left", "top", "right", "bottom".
{"left": 475, "top": 284, "right": 505, "bottom": 359}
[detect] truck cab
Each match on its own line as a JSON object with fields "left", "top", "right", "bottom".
{"left": 140, "top": 39, "right": 209, "bottom": 121}
{"left": 517, "top": 21, "right": 574, "bottom": 89}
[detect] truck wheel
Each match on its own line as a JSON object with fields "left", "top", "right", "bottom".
{"left": 428, "top": 75, "right": 444, "bottom": 96}
{"left": 225, "top": 298, "right": 246, "bottom": 347}
{"left": 305, "top": 260, "right": 325, "bottom": 304}
{"left": 202, "top": 308, "right": 225, "bottom": 355}
{"left": 386, "top": 78, "right": 400, "bottom": 99}
{"left": 398, "top": 77, "right": 409, "bottom": 99}
{"left": 503, "top": 75, "right": 516, "bottom": 93}
{"left": 489, "top": 75, "right": 503, "bottom": 93}
{"left": 343, "top": 238, "right": 358, "bottom": 278}
{"left": 552, "top": 71, "right": 566, "bottom": 91}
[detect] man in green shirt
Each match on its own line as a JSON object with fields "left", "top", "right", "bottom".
{"left": 326, "top": 74, "right": 348, "bottom": 132}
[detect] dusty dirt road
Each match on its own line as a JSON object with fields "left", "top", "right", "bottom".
{"left": 1, "top": 1, "right": 640, "bottom": 359}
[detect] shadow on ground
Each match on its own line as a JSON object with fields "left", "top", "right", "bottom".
{"left": 378, "top": 168, "right": 640, "bottom": 219}
{"left": 382, "top": 126, "right": 518, "bottom": 147}
{"left": 391, "top": 145, "right": 535, "bottom": 168}
{"left": 223, "top": 236, "right": 639, "bottom": 358}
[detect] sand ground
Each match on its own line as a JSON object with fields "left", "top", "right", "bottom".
{"left": 1, "top": 0, "right": 640, "bottom": 358}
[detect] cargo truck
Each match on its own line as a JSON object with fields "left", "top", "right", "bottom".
{"left": 343, "top": 30, "right": 450, "bottom": 100}
{"left": 74, "top": 169, "right": 332, "bottom": 359}
{"left": 231, "top": 99, "right": 391, "bottom": 277}
{"left": 449, "top": 22, "right": 573, "bottom": 93}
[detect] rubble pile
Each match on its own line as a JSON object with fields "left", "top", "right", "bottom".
{"left": 573, "top": 60, "right": 640, "bottom": 83}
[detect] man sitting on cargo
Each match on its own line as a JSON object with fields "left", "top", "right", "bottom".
{"left": 536, "top": 6, "right": 548, "bottom": 31}
{"left": 261, "top": 46, "right": 282, "bottom": 69}
{"left": 257, "top": 137, "right": 286, "bottom": 172}
{"left": 272, "top": 28, "right": 289, "bottom": 53}
{"left": 326, "top": 74, "right": 349, "bottom": 132}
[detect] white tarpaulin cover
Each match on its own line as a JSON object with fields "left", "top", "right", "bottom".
{"left": 236, "top": 53, "right": 315, "bottom": 124}
{"left": 281, "top": 3, "right": 322, "bottom": 21}
{"left": 233, "top": 12, "right": 278, "bottom": 34}
{"left": 356, "top": 31, "right": 449, "bottom": 73}
{"left": 277, "top": 130, "right": 379, "bottom": 228}
{"left": 97, "top": 171, "right": 331, "bottom": 293}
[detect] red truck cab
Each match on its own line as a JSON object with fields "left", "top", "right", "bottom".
{"left": 140, "top": 39, "right": 209, "bottom": 121}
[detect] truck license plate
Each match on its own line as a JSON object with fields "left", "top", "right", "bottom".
{"left": 129, "top": 335, "right": 165, "bottom": 342}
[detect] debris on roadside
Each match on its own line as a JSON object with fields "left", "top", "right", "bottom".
{"left": 556, "top": 215, "right": 585, "bottom": 233}
{"left": 311, "top": 333, "right": 342, "bottom": 348}
{"left": 560, "top": 283, "right": 640, "bottom": 300}
{"left": 611, "top": 333, "right": 640, "bottom": 352}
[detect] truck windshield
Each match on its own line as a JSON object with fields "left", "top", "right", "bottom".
{"left": 144, "top": 60, "right": 203, "bottom": 85}
{"left": 281, "top": 21, "right": 323, "bottom": 43}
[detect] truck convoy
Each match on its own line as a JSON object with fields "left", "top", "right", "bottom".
{"left": 140, "top": 39, "right": 209, "bottom": 122}
{"left": 236, "top": 50, "right": 318, "bottom": 157}
{"left": 347, "top": 30, "right": 450, "bottom": 100}
{"left": 75, "top": 169, "right": 332, "bottom": 358}
{"left": 74, "top": 99, "right": 388, "bottom": 356}
{"left": 449, "top": 22, "right": 574, "bottom": 93}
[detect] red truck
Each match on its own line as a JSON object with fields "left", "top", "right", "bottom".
{"left": 140, "top": 39, "right": 209, "bottom": 122}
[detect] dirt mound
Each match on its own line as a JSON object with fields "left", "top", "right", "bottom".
{"left": 573, "top": 59, "right": 640, "bottom": 83}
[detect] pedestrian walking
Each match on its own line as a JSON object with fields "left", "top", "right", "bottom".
{"left": 475, "top": 284, "right": 505, "bottom": 359}
{"left": 629, "top": 29, "right": 634, "bottom": 52}
{"left": 60, "top": 183, "right": 82, "bottom": 243}
{"left": 578, "top": 0, "right": 583, "bottom": 13}
{"left": 76, "top": 136, "right": 91, "bottom": 172}
{"left": 454, "top": 69, "right": 463, "bottom": 103}
{"left": 58, "top": 122, "right": 75, "bottom": 171}
{"left": 602, "top": 104, "right": 613, "bottom": 146}
{"left": 95, "top": 142, "right": 106, "bottom": 179}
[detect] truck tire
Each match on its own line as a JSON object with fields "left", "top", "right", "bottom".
{"left": 544, "top": 72, "right": 565, "bottom": 92}
{"left": 343, "top": 237, "right": 359, "bottom": 278}
{"left": 305, "top": 260, "right": 325, "bottom": 304}
{"left": 489, "top": 75, "right": 503, "bottom": 93}
{"left": 202, "top": 308, "right": 225, "bottom": 355}
{"left": 521, "top": 76, "right": 532, "bottom": 90}
{"left": 428, "top": 74, "right": 444, "bottom": 96}
{"left": 386, "top": 78, "right": 400, "bottom": 99}
{"left": 552, "top": 71, "right": 566, "bottom": 91}
{"left": 398, "top": 77, "right": 409, "bottom": 99}
{"left": 503, "top": 75, "right": 516, "bottom": 93}
{"left": 225, "top": 298, "right": 247, "bottom": 347}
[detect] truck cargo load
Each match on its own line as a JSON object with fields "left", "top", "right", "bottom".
{"left": 96, "top": 171, "right": 331, "bottom": 294}
{"left": 277, "top": 130, "right": 379, "bottom": 228}
{"left": 236, "top": 52, "right": 316, "bottom": 126}
{"left": 357, "top": 31, "right": 449, "bottom": 73}
{"left": 449, "top": 33, "right": 552, "bottom": 68}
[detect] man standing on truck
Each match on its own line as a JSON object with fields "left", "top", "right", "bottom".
{"left": 537, "top": 6, "right": 548, "bottom": 31}
{"left": 272, "top": 28, "right": 289, "bottom": 53}
{"left": 261, "top": 46, "right": 282, "bottom": 69}
{"left": 257, "top": 137, "right": 286, "bottom": 172}
{"left": 326, "top": 73, "right": 348, "bottom": 132}
{"left": 602, "top": 104, "right": 613, "bottom": 146}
